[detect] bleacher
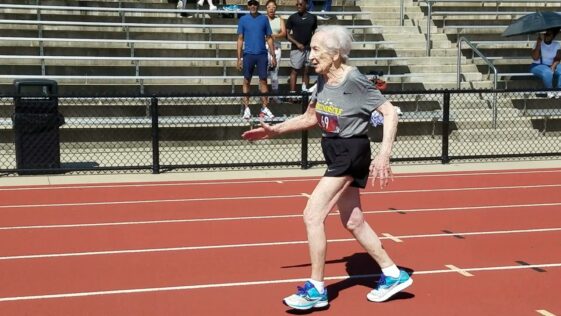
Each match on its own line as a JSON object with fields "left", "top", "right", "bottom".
{"left": 420, "top": 0, "right": 561, "bottom": 89}
{"left": 1, "top": 0, "right": 560, "bottom": 147}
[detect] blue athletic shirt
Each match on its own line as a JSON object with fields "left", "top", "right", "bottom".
{"left": 237, "top": 13, "right": 272, "bottom": 55}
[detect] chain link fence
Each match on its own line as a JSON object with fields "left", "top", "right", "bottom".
{"left": 1, "top": 87, "right": 560, "bottom": 175}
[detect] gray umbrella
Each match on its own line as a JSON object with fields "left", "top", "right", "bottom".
{"left": 502, "top": 11, "right": 561, "bottom": 37}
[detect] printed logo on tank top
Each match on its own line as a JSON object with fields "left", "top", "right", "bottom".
{"left": 315, "top": 100, "right": 342, "bottom": 133}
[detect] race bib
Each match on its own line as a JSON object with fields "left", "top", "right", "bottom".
{"left": 317, "top": 113, "right": 340, "bottom": 133}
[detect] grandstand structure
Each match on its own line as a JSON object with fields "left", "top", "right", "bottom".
{"left": 0, "top": 0, "right": 560, "bottom": 173}
{"left": 1, "top": 0, "right": 560, "bottom": 92}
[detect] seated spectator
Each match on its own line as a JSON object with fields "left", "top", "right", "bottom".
{"left": 308, "top": 0, "right": 332, "bottom": 20}
{"left": 530, "top": 27, "right": 561, "bottom": 98}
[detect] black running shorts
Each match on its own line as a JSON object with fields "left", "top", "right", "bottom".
{"left": 321, "top": 135, "right": 372, "bottom": 188}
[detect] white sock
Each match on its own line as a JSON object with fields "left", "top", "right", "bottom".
{"left": 381, "top": 265, "right": 400, "bottom": 278}
{"left": 308, "top": 279, "right": 325, "bottom": 294}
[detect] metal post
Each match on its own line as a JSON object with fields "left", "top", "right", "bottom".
{"left": 301, "top": 92, "right": 309, "bottom": 169}
{"left": 426, "top": 1, "right": 432, "bottom": 56}
{"left": 457, "top": 39, "right": 461, "bottom": 89}
{"left": 150, "top": 96, "right": 160, "bottom": 174}
{"left": 441, "top": 90, "right": 450, "bottom": 164}
{"left": 400, "top": 0, "right": 404, "bottom": 26}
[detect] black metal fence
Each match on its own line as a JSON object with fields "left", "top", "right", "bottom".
{"left": 1, "top": 87, "right": 560, "bottom": 175}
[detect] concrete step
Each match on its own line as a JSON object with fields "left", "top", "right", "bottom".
{"left": 450, "top": 127, "right": 543, "bottom": 142}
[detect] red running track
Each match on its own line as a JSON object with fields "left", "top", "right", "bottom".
{"left": 0, "top": 168, "right": 560, "bottom": 315}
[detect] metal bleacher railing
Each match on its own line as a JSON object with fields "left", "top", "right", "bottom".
{"left": 0, "top": 3, "right": 392, "bottom": 94}
{"left": 421, "top": 0, "right": 559, "bottom": 56}
{"left": 423, "top": 0, "right": 560, "bottom": 92}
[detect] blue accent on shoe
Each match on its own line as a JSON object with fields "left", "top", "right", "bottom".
{"left": 376, "top": 270, "right": 410, "bottom": 290}
{"left": 367, "top": 269, "right": 413, "bottom": 302}
{"left": 283, "top": 281, "right": 329, "bottom": 310}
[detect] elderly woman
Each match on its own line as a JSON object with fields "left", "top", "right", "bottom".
{"left": 242, "top": 25, "right": 412, "bottom": 310}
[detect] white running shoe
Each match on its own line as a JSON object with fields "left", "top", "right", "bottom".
{"left": 197, "top": 0, "right": 204, "bottom": 6}
{"left": 176, "top": 0, "right": 183, "bottom": 9}
{"left": 209, "top": 4, "right": 217, "bottom": 10}
{"left": 260, "top": 107, "right": 274, "bottom": 119}
{"left": 242, "top": 107, "right": 251, "bottom": 119}
{"left": 367, "top": 270, "right": 413, "bottom": 302}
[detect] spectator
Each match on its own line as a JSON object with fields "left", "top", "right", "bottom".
{"left": 530, "top": 27, "right": 561, "bottom": 98}
{"left": 265, "top": 0, "right": 286, "bottom": 102}
{"left": 286, "top": 0, "right": 317, "bottom": 93}
{"left": 308, "top": 0, "right": 332, "bottom": 20}
{"left": 237, "top": 0, "right": 278, "bottom": 119}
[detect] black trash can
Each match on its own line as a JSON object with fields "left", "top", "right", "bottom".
{"left": 12, "top": 79, "right": 64, "bottom": 175}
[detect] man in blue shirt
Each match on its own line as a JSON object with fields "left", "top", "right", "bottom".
{"left": 237, "top": 0, "right": 277, "bottom": 119}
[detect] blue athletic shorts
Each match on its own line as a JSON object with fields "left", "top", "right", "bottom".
{"left": 243, "top": 53, "right": 269, "bottom": 81}
{"left": 321, "top": 135, "right": 372, "bottom": 188}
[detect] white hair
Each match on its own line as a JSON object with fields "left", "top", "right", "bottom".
{"left": 315, "top": 25, "right": 353, "bottom": 62}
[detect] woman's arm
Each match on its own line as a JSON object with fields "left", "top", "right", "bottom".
{"left": 552, "top": 49, "right": 561, "bottom": 71}
{"left": 241, "top": 101, "right": 318, "bottom": 140}
{"left": 531, "top": 34, "right": 542, "bottom": 61}
{"left": 273, "top": 17, "right": 287, "bottom": 41}
{"left": 370, "top": 100, "right": 398, "bottom": 189}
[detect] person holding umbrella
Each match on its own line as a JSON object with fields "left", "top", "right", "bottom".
{"left": 530, "top": 28, "right": 561, "bottom": 97}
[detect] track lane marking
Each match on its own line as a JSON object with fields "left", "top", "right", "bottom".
{"left": 0, "top": 262, "right": 560, "bottom": 302}
{"left": 1, "top": 184, "right": 561, "bottom": 209}
{"left": 445, "top": 264, "right": 474, "bottom": 277}
{"left": 1, "top": 227, "right": 559, "bottom": 261}
{"left": 1, "top": 168, "right": 560, "bottom": 191}
{"left": 2, "top": 201, "right": 561, "bottom": 231}
{"left": 382, "top": 233, "right": 402, "bottom": 242}
{"left": 536, "top": 310, "right": 556, "bottom": 316}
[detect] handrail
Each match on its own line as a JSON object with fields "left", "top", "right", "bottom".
{"left": 457, "top": 37, "right": 498, "bottom": 128}
{"left": 0, "top": 36, "right": 396, "bottom": 48}
{"left": 0, "top": 4, "right": 371, "bottom": 26}
{"left": 0, "top": 3, "right": 370, "bottom": 15}
{"left": 0, "top": 19, "right": 382, "bottom": 31}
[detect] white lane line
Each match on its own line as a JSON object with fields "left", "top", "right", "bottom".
{"left": 1, "top": 183, "right": 561, "bottom": 209}
{"left": 2, "top": 201, "right": 561, "bottom": 231}
{"left": 536, "top": 310, "right": 557, "bottom": 316}
{"left": 445, "top": 264, "right": 474, "bottom": 277}
{"left": 1, "top": 227, "right": 559, "bottom": 261}
{"left": 382, "top": 233, "right": 403, "bottom": 243}
{"left": 0, "top": 262, "right": 560, "bottom": 302}
{"left": 301, "top": 193, "right": 310, "bottom": 198}
{"left": 0, "top": 193, "right": 306, "bottom": 209}
{"left": 0, "top": 178, "right": 319, "bottom": 191}
{"left": 394, "top": 169, "right": 561, "bottom": 179}
{"left": 1, "top": 168, "right": 560, "bottom": 191}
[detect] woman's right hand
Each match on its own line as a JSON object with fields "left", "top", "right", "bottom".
{"left": 242, "top": 121, "right": 278, "bottom": 141}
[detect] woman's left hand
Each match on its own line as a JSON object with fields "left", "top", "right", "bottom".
{"left": 370, "top": 153, "right": 393, "bottom": 189}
